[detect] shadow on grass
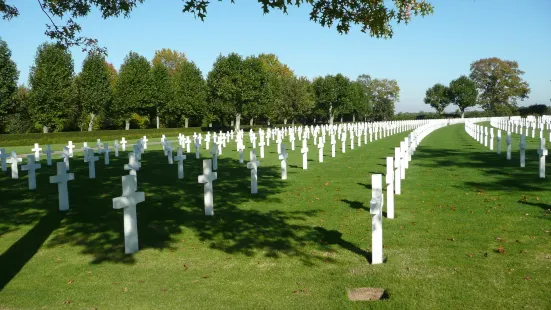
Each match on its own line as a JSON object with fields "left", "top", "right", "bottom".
{"left": 0, "top": 150, "right": 329, "bottom": 290}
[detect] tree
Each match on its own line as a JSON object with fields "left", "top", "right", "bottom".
{"left": 423, "top": 83, "right": 450, "bottom": 116}
{"left": 150, "top": 62, "right": 173, "bottom": 128}
{"left": 347, "top": 81, "right": 369, "bottom": 122}
{"left": 448, "top": 75, "right": 477, "bottom": 118}
{"left": 112, "top": 51, "right": 154, "bottom": 130}
{"left": 313, "top": 74, "right": 351, "bottom": 125}
{"left": 169, "top": 60, "right": 207, "bottom": 127}
{"left": 28, "top": 43, "right": 74, "bottom": 133}
{"left": 280, "top": 76, "right": 315, "bottom": 125}
{"left": 77, "top": 52, "right": 111, "bottom": 131}
{"left": 257, "top": 53, "right": 293, "bottom": 124}
{"left": 469, "top": 57, "right": 530, "bottom": 115}
{"left": 152, "top": 48, "right": 187, "bottom": 75}
{"left": 366, "top": 78, "right": 399, "bottom": 121}
{"left": 105, "top": 61, "right": 118, "bottom": 91}
{"left": 0, "top": 37, "right": 18, "bottom": 125}
{"left": 1, "top": 1, "right": 433, "bottom": 53}
{"left": 4, "top": 85, "right": 34, "bottom": 133}
{"left": 240, "top": 56, "right": 269, "bottom": 126}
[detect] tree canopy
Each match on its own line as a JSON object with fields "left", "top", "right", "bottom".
{"left": 0, "top": 0, "right": 433, "bottom": 53}
{"left": 448, "top": 75, "right": 477, "bottom": 118}
{"left": 424, "top": 83, "right": 450, "bottom": 115}
{"left": 77, "top": 52, "right": 111, "bottom": 131}
{"left": 0, "top": 37, "right": 18, "bottom": 122}
{"left": 469, "top": 57, "right": 530, "bottom": 115}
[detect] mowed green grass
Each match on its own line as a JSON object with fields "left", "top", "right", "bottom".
{"left": 0, "top": 124, "right": 550, "bottom": 309}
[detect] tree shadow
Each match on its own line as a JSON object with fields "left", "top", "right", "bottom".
{"left": 0, "top": 148, "right": 331, "bottom": 289}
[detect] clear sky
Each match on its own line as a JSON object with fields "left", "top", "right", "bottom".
{"left": 1, "top": 0, "right": 550, "bottom": 113}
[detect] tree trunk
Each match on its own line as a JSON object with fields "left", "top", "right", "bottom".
{"left": 156, "top": 115, "right": 160, "bottom": 129}
{"left": 352, "top": 114, "right": 355, "bottom": 122}
{"left": 250, "top": 118, "right": 254, "bottom": 126}
{"left": 88, "top": 112, "right": 96, "bottom": 132}
{"left": 235, "top": 113, "right": 241, "bottom": 131}
{"left": 42, "top": 126, "right": 49, "bottom": 133}
{"left": 209, "top": 123, "right": 212, "bottom": 128}
{"left": 284, "top": 118, "right": 288, "bottom": 125}
{"left": 328, "top": 113, "right": 334, "bottom": 126}
{"left": 231, "top": 120, "right": 234, "bottom": 127}
{"left": 184, "top": 118, "right": 189, "bottom": 128}
{"left": 125, "top": 119, "right": 130, "bottom": 130}
{"left": 267, "top": 119, "right": 271, "bottom": 126}
{"left": 340, "top": 116, "right": 343, "bottom": 123}
{"left": 314, "top": 117, "right": 317, "bottom": 124}
{"left": 292, "top": 120, "right": 295, "bottom": 126}
{"left": 461, "top": 110, "right": 465, "bottom": 119}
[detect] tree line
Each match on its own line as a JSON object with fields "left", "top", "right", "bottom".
{"left": 0, "top": 39, "right": 400, "bottom": 134}
{"left": 423, "top": 57, "right": 533, "bottom": 117}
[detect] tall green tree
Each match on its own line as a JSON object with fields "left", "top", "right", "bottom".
{"left": 28, "top": 43, "right": 74, "bottom": 133}
{"left": 368, "top": 78, "right": 399, "bottom": 121}
{"left": 150, "top": 62, "right": 173, "bottom": 128}
{"left": 448, "top": 75, "right": 477, "bottom": 118}
{"left": 469, "top": 57, "right": 530, "bottom": 115}
{"left": 313, "top": 74, "right": 351, "bottom": 125}
{"left": 77, "top": 52, "right": 111, "bottom": 131}
{"left": 257, "top": 53, "right": 293, "bottom": 124}
{"left": 113, "top": 51, "right": 154, "bottom": 130}
{"left": 0, "top": 37, "right": 18, "bottom": 127}
{"left": 152, "top": 48, "right": 187, "bottom": 76}
{"left": 280, "top": 76, "right": 315, "bottom": 125}
{"left": 170, "top": 60, "right": 207, "bottom": 127}
{"left": 424, "top": 83, "right": 451, "bottom": 116}
{"left": 241, "top": 55, "right": 269, "bottom": 126}
{"left": 1, "top": 1, "right": 433, "bottom": 53}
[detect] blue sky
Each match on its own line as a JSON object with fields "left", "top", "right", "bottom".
{"left": 1, "top": 0, "right": 550, "bottom": 113}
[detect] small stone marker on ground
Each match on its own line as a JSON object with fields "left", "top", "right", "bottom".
{"left": 21, "top": 155, "right": 41, "bottom": 190}
{"left": 112, "top": 175, "right": 145, "bottom": 254}
{"left": 7, "top": 151, "right": 22, "bottom": 179}
{"left": 174, "top": 147, "right": 187, "bottom": 179}
{"left": 247, "top": 150, "right": 260, "bottom": 194}
{"left": 347, "top": 288, "right": 385, "bottom": 301}
{"left": 538, "top": 138, "right": 547, "bottom": 178}
{"left": 370, "top": 174, "right": 384, "bottom": 265}
{"left": 198, "top": 159, "right": 217, "bottom": 216}
{"left": 49, "top": 161, "right": 75, "bottom": 211}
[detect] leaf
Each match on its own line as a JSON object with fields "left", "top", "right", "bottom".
{"left": 449, "top": 237, "right": 455, "bottom": 241}
{"left": 63, "top": 300, "right": 71, "bottom": 304}
{"left": 496, "top": 245, "right": 505, "bottom": 254}
{"left": 202, "top": 275, "right": 209, "bottom": 279}
{"left": 524, "top": 276, "right": 531, "bottom": 281}
{"left": 67, "top": 280, "right": 74, "bottom": 284}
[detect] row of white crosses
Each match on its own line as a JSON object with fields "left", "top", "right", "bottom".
{"left": 466, "top": 119, "right": 548, "bottom": 178}
{"left": 492, "top": 116, "right": 551, "bottom": 141}
{"left": 373, "top": 120, "right": 455, "bottom": 264}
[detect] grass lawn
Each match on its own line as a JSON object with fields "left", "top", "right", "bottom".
{"left": 0, "top": 124, "right": 550, "bottom": 309}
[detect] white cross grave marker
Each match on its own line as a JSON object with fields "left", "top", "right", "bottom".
{"left": 66, "top": 141, "right": 75, "bottom": 157}
{"left": 32, "top": 143, "right": 42, "bottom": 161}
{"left": 370, "top": 174, "right": 384, "bottom": 265}
{"left": 506, "top": 132, "right": 512, "bottom": 160}
{"left": 247, "top": 150, "right": 260, "bottom": 194}
{"left": 103, "top": 143, "right": 110, "bottom": 165}
{"left": 49, "top": 162, "right": 75, "bottom": 211}
{"left": 174, "top": 147, "right": 187, "bottom": 179}
{"left": 142, "top": 136, "right": 148, "bottom": 150}
{"left": 114, "top": 140, "right": 120, "bottom": 157}
{"left": 198, "top": 159, "right": 217, "bottom": 216}
{"left": 113, "top": 175, "right": 145, "bottom": 254}
{"left": 44, "top": 144, "right": 53, "bottom": 166}
{"left": 121, "top": 137, "right": 127, "bottom": 151}
{"left": 6, "top": 151, "right": 21, "bottom": 179}
{"left": 194, "top": 138, "right": 201, "bottom": 159}
{"left": 496, "top": 130, "right": 502, "bottom": 154}
{"left": 394, "top": 147, "right": 401, "bottom": 195}
{"left": 538, "top": 138, "right": 547, "bottom": 178}
{"left": 60, "top": 147, "right": 71, "bottom": 170}
{"left": 21, "top": 154, "right": 41, "bottom": 190}
{"left": 279, "top": 144, "right": 288, "bottom": 180}
{"left": 86, "top": 149, "right": 99, "bottom": 179}
{"left": 0, "top": 148, "right": 8, "bottom": 172}
{"left": 317, "top": 137, "right": 324, "bottom": 163}
{"left": 386, "top": 157, "right": 394, "bottom": 219}
{"left": 124, "top": 152, "right": 141, "bottom": 183}
{"left": 259, "top": 139, "right": 265, "bottom": 159}
{"left": 210, "top": 141, "right": 219, "bottom": 170}
{"left": 301, "top": 140, "right": 309, "bottom": 170}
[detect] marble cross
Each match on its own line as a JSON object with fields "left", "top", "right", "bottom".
{"left": 49, "top": 161, "right": 75, "bottom": 211}
{"left": 194, "top": 138, "right": 201, "bottom": 159}
{"left": 198, "top": 159, "right": 217, "bottom": 216}
{"left": 32, "top": 143, "right": 42, "bottom": 161}
{"left": 496, "top": 130, "right": 502, "bottom": 154}
{"left": 520, "top": 134, "right": 526, "bottom": 168}
{"left": 0, "top": 148, "right": 8, "bottom": 172}
{"left": 247, "top": 150, "right": 260, "bottom": 194}
{"left": 538, "top": 138, "right": 547, "bottom": 178}
{"left": 394, "top": 147, "right": 401, "bottom": 195}
{"left": 489, "top": 128, "right": 494, "bottom": 151}
{"left": 279, "top": 144, "right": 288, "bottom": 180}
{"left": 114, "top": 140, "right": 120, "bottom": 157}
{"left": 210, "top": 141, "right": 219, "bottom": 170}
{"left": 385, "top": 157, "right": 394, "bottom": 219}
{"left": 166, "top": 143, "right": 174, "bottom": 164}
{"left": 142, "top": 136, "right": 149, "bottom": 150}
{"left": 113, "top": 175, "right": 145, "bottom": 254}
{"left": 317, "top": 137, "right": 324, "bottom": 163}
{"left": 86, "top": 149, "right": 99, "bottom": 179}
{"left": 174, "top": 147, "right": 187, "bottom": 179}
{"left": 44, "top": 144, "right": 53, "bottom": 166}
{"left": 60, "top": 147, "right": 71, "bottom": 170}
{"left": 506, "top": 132, "right": 512, "bottom": 160}
{"left": 124, "top": 152, "right": 141, "bottom": 183}
{"left": 238, "top": 142, "right": 245, "bottom": 164}
{"left": 259, "top": 139, "right": 265, "bottom": 159}
{"left": 370, "top": 174, "right": 384, "bottom": 264}
{"left": 7, "top": 151, "right": 22, "bottom": 179}
{"left": 121, "top": 137, "right": 127, "bottom": 151}
{"left": 301, "top": 140, "right": 309, "bottom": 170}
{"left": 330, "top": 135, "right": 336, "bottom": 158}
{"left": 341, "top": 133, "right": 346, "bottom": 153}
{"left": 22, "top": 154, "right": 41, "bottom": 190}
{"left": 96, "top": 139, "right": 102, "bottom": 153}
{"left": 66, "top": 141, "right": 76, "bottom": 157}
{"left": 185, "top": 137, "right": 191, "bottom": 153}
{"left": 103, "top": 143, "right": 110, "bottom": 165}
{"left": 350, "top": 131, "right": 355, "bottom": 150}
